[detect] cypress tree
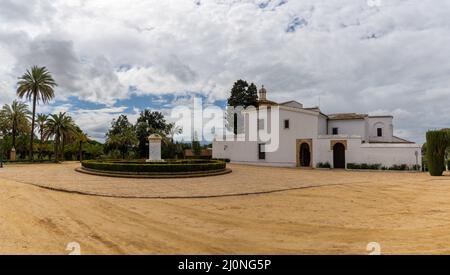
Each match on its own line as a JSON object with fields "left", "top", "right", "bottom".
{"left": 426, "top": 130, "right": 449, "bottom": 176}
{"left": 245, "top": 83, "right": 259, "bottom": 108}
{"left": 226, "top": 80, "right": 261, "bottom": 135}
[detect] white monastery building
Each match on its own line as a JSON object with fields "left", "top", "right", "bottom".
{"left": 213, "top": 86, "right": 422, "bottom": 169}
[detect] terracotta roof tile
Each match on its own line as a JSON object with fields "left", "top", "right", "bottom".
{"left": 328, "top": 113, "right": 368, "bottom": 120}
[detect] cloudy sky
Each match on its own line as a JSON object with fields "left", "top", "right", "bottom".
{"left": 0, "top": 0, "right": 449, "bottom": 143}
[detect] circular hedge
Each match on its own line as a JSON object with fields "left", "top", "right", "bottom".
{"left": 81, "top": 159, "right": 227, "bottom": 174}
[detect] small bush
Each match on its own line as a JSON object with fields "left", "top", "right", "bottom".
{"left": 349, "top": 163, "right": 416, "bottom": 171}
{"left": 388, "top": 164, "right": 409, "bottom": 171}
{"left": 347, "top": 163, "right": 359, "bottom": 169}
{"left": 422, "top": 159, "right": 428, "bottom": 172}
{"left": 317, "top": 162, "right": 331, "bottom": 168}
{"left": 347, "top": 163, "right": 381, "bottom": 170}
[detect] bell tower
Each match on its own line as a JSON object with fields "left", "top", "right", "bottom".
{"left": 259, "top": 85, "right": 267, "bottom": 101}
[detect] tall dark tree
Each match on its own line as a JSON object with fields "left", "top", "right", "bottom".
{"left": 426, "top": 130, "right": 450, "bottom": 176}
{"left": 36, "top": 113, "right": 48, "bottom": 160}
{"left": 227, "top": 79, "right": 249, "bottom": 107}
{"left": 105, "top": 115, "right": 137, "bottom": 159}
{"left": 0, "top": 101, "right": 31, "bottom": 152}
{"left": 135, "top": 110, "right": 170, "bottom": 158}
{"left": 244, "top": 83, "right": 259, "bottom": 108}
{"left": 17, "top": 66, "right": 57, "bottom": 161}
{"left": 44, "top": 112, "right": 76, "bottom": 162}
{"left": 226, "top": 80, "right": 259, "bottom": 135}
{"left": 74, "top": 127, "right": 89, "bottom": 162}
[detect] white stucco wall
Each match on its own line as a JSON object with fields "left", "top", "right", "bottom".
{"left": 368, "top": 116, "right": 394, "bottom": 143}
{"left": 213, "top": 107, "right": 320, "bottom": 167}
{"left": 318, "top": 115, "right": 328, "bottom": 135}
{"left": 213, "top": 139, "right": 259, "bottom": 162}
{"left": 328, "top": 119, "right": 368, "bottom": 142}
{"left": 213, "top": 107, "right": 421, "bottom": 169}
{"left": 315, "top": 136, "right": 421, "bottom": 168}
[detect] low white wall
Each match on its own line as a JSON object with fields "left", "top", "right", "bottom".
{"left": 215, "top": 137, "right": 422, "bottom": 169}
{"left": 354, "top": 144, "right": 421, "bottom": 167}
{"left": 315, "top": 136, "right": 421, "bottom": 168}
{"left": 213, "top": 140, "right": 259, "bottom": 162}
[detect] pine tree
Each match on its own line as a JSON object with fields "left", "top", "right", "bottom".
{"left": 227, "top": 79, "right": 249, "bottom": 107}
{"left": 226, "top": 80, "right": 260, "bottom": 135}
{"left": 245, "top": 83, "right": 259, "bottom": 108}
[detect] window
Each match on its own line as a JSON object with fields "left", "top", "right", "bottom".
{"left": 284, "top": 119, "right": 290, "bottom": 129}
{"left": 377, "top": 128, "right": 383, "bottom": 137}
{"left": 258, "top": 119, "right": 265, "bottom": 130}
{"left": 258, "top": 144, "right": 266, "bottom": 160}
{"left": 332, "top": 128, "right": 339, "bottom": 135}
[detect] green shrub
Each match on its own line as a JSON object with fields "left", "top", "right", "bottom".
{"left": 347, "top": 163, "right": 381, "bottom": 170}
{"left": 185, "top": 155, "right": 212, "bottom": 160}
{"left": 426, "top": 130, "right": 449, "bottom": 176}
{"left": 447, "top": 159, "right": 450, "bottom": 171}
{"left": 213, "top": 158, "right": 231, "bottom": 163}
{"left": 81, "top": 159, "right": 226, "bottom": 174}
{"left": 369, "top": 164, "right": 382, "bottom": 170}
{"left": 422, "top": 159, "right": 428, "bottom": 172}
{"left": 349, "top": 163, "right": 416, "bottom": 171}
{"left": 388, "top": 164, "right": 409, "bottom": 171}
{"left": 317, "top": 162, "right": 331, "bottom": 168}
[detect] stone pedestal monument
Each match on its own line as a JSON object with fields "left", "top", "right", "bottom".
{"left": 146, "top": 134, "right": 164, "bottom": 162}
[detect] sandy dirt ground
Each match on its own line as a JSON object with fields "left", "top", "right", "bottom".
{"left": 0, "top": 163, "right": 450, "bottom": 254}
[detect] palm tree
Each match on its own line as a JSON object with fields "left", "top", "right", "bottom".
{"left": 36, "top": 114, "right": 48, "bottom": 160}
{"left": 166, "top": 124, "right": 183, "bottom": 158}
{"left": 167, "top": 123, "right": 183, "bottom": 143}
{"left": 0, "top": 100, "right": 31, "bottom": 153}
{"left": 106, "top": 127, "right": 138, "bottom": 159}
{"left": 44, "top": 112, "right": 76, "bottom": 162}
{"left": 17, "top": 66, "right": 57, "bottom": 161}
{"left": 74, "top": 128, "right": 89, "bottom": 162}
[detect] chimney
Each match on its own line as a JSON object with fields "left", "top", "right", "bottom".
{"left": 259, "top": 85, "right": 267, "bottom": 101}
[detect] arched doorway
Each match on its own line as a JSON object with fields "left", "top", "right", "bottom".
{"left": 333, "top": 143, "right": 346, "bottom": 169}
{"left": 299, "top": 143, "right": 311, "bottom": 167}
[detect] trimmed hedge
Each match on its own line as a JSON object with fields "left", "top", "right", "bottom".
{"left": 426, "top": 130, "right": 449, "bottom": 176}
{"left": 317, "top": 162, "right": 331, "bottom": 168}
{"left": 347, "top": 163, "right": 382, "bottom": 170}
{"left": 347, "top": 163, "right": 419, "bottom": 171}
{"left": 81, "top": 159, "right": 226, "bottom": 174}
{"left": 383, "top": 164, "right": 408, "bottom": 171}
{"left": 213, "top": 158, "right": 231, "bottom": 163}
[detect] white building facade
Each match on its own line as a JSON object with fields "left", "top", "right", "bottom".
{"left": 213, "top": 87, "right": 422, "bottom": 169}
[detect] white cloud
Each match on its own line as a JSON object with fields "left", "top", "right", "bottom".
{"left": 0, "top": 0, "right": 449, "bottom": 143}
